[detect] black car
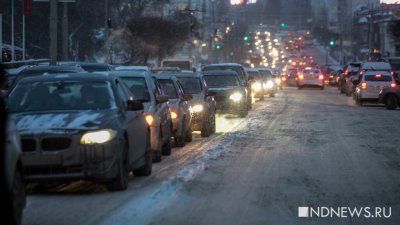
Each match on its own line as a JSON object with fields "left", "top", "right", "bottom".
{"left": 62, "top": 62, "right": 113, "bottom": 72}
{"left": 174, "top": 72, "right": 217, "bottom": 137}
{"left": 6, "top": 73, "right": 152, "bottom": 191}
{"left": 203, "top": 63, "right": 252, "bottom": 110}
{"left": 202, "top": 70, "right": 248, "bottom": 117}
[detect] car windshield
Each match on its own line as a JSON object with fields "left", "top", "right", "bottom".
{"left": 157, "top": 79, "right": 178, "bottom": 99}
{"left": 204, "top": 75, "right": 239, "bottom": 88}
{"left": 178, "top": 77, "right": 202, "bottom": 94}
{"left": 364, "top": 75, "right": 393, "bottom": 82}
{"left": 120, "top": 77, "right": 150, "bottom": 101}
{"left": 7, "top": 81, "right": 116, "bottom": 112}
{"left": 204, "top": 66, "right": 245, "bottom": 81}
{"left": 80, "top": 65, "right": 110, "bottom": 72}
{"left": 162, "top": 61, "right": 191, "bottom": 70}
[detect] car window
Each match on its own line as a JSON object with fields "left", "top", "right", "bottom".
{"left": 120, "top": 77, "right": 150, "bottom": 101}
{"left": 7, "top": 81, "right": 116, "bottom": 112}
{"left": 178, "top": 77, "right": 202, "bottom": 94}
{"left": 157, "top": 79, "right": 179, "bottom": 99}
{"left": 204, "top": 75, "right": 239, "bottom": 88}
{"left": 364, "top": 75, "right": 393, "bottom": 82}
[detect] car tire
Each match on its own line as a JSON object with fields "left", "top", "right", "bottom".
{"left": 106, "top": 142, "right": 129, "bottom": 191}
{"left": 201, "top": 119, "right": 211, "bottom": 137}
{"left": 134, "top": 138, "right": 153, "bottom": 176}
{"left": 10, "top": 167, "right": 25, "bottom": 225}
{"left": 185, "top": 123, "right": 193, "bottom": 142}
{"left": 385, "top": 95, "right": 398, "bottom": 110}
{"left": 175, "top": 122, "right": 186, "bottom": 147}
{"left": 161, "top": 139, "right": 171, "bottom": 156}
{"left": 238, "top": 104, "right": 248, "bottom": 118}
{"left": 298, "top": 86, "right": 303, "bottom": 90}
{"left": 211, "top": 113, "right": 216, "bottom": 134}
{"left": 320, "top": 85, "right": 325, "bottom": 90}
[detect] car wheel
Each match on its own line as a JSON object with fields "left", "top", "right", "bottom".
{"left": 238, "top": 104, "right": 248, "bottom": 118}
{"left": 134, "top": 138, "right": 153, "bottom": 176}
{"left": 10, "top": 167, "right": 25, "bottom": 225}
{"left": 385, "top": 95, "right": 398, "bottom": 110}
{"left": 185, "top": 123, "right": 193, "bottom": 142}
{"left": 297, "top": 86, "right": 303, "bottom": 90}
{"left": 201, "top": 118, "right": 211, "bottom": 137}
{"left": 174, "top": 123, "right": 186, "bottom": 147}
{"left": 161, "top": 138, "right": 171, "bottom": 156}
{"left": 211, "top": 113, "right": 216, "bottom": 134}
{"left": 320, "top": 85, "right": 325, "bottom": 90}
{"left": 106, "top": 141, "right": 129, "bottom": 191}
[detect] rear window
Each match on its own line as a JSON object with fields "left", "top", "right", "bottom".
{"left": 157, "top": 79, "right": 178, "bottom": 99}
{"left": 178, "top": 77, "right": 202, "bottom": 94}
{"left": 302, "top": 69, "right": 320, "bottom": 74}
{"left": 364, "top": 75, "right": 393, "bottom": 82}
{"left": 120, "top": 77, "right": 150, "bottom": 102}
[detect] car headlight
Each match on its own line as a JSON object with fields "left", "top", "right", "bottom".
{"left": 145, "top": 115, "right": 154, "bottom": 126}
{"left": 229, "top": 93, "right": 243, "bottom": 102}
{"left": 80, "top": 129, "right": 117, "bottom": 145}
{"left": 275, "top": 78, "right": 281, "bottom": 85}
{"left": 266, "top": 80, "right": 274, "bottom": 89}
{"left": 252, "top": 82, "right": 262, "bottom": 92}
{"left": 192, "top": 104, "right": 204, "bottom": 113}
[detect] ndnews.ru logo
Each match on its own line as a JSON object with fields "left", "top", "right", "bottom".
{"left": 298, "top": 206, "right": 391, "bottom": 218}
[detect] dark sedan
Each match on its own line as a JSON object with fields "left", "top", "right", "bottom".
{"left": 6, "top": 73, "right": 152, "bottom": 191}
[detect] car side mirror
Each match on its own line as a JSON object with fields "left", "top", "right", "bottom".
{"left": 181, "top": 94, "right": 193, "bottom": 101}
{"left": 127, "top": 99, "right": 144, "bottom": 111}
{"left": 206, "top": 90, "right": 217, "bottom": 96}
{"left": 156, "top": 95, "right": 169, "bottom": 104}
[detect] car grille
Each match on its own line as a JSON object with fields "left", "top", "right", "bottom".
{"left": 41, "top": 137, "right": 72, "bottom": 151}
{"left": 214, "top": 95, "right": 228, "bottom": 102}
{"left": 21, "top": 138, "right": 36, "bottom": 152}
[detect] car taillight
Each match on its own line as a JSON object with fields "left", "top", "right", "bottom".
{"left": 361, "top": 82, "right": 367, "bottom": 89}
{"left": 298, "top": 74, "right": 304, "bottom": 79}
{"left": 318, "top": 75, "right": 324, "bottom": 80}
{"left": 344, "top": 70, "right": 348, "bottom": 75}
{"left": 390, "top": 70, "right": 395, "bottom": 76}
{"left": 390, "top": 83, "right": 396, "bottom": 88}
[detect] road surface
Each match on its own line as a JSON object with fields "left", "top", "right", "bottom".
{"left": 22, "top": 83, "right": 400, "bottom": 225}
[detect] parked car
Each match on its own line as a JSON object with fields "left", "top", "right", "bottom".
{"left": 62, "top": 62, "right": 113, "bottom": 72}
{"left": 2, "top": 101, "right": 25, "bottom": 225}
{"left": 174, "top": 72, "right": 217, "bottom": 137}
{"left": 6, "top": 73, "right": 152, "bottom": 191}
{"left": 297, "top": 67, "right": 325, "bottom": 90}
{"left": 203, "top": 63, "right": 252, "bottom": 110}
{"left": 104, "top": 71, "right": 172, "bottom": 162}
{"left": 202, "top": 70, "right": 248, "bottom": 117}
{"left": 354, "top": 71, "right": 396, "bottom": 106}
{"left": 379, "top": 83, "right": 400, "bottom": 110}
{"left": 155, "top": 75, "right": 193, "bottom": 147}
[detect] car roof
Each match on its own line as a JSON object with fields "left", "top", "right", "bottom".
{"left": 114, "top": 66, "right": 150, "bottom": 71}
{"left": 16, "top": 73, "right": 112, "bottom": 84}
{"left": 361, "top": 62, "right": 391, "bottom": 70}
{"left": 201, "top": 70, "right": 239, "bottom": 76}
{"left": 204, "top": 63, "right": 243, "bottom": 67}
{"left": 20, "top": 65, "right": 84, "bottom": 73}
{"left": 363, "top": 70, "right": 391, "bottom": 75}
{"left": 100, "top": 70, "right": 149, "bottom": 78}
{"left": 172, "top": 72, "right": 201, "bottom": 78}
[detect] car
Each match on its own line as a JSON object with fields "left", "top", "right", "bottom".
{"left": 2, "top": 102, "right": 25, "bottom": 225}
{"left": 202, "top": 63, "right": 252, "bottom": 110}
{"left": 202, "top": 70, "right": 248, "bottom": 118}
{"left": 62, "top": 62, "right": 113, "bottom": 72}
{"left": 297, "top": 67, "right": 325, "bottom": 90}
{"left": 384, "top": 57, "right": 400, "bottom": 81}
{"left": 161, "top": 58, "right": 195, "bottom": 71}
{"left": 6, "top": 73, "right": 152, "bottom": 191}
{"left": 154, "top": 74, "right": 193, "bottom": 147}
{"left": 103, "top": 71, "right": 172, "bottom": 162}
{"left": 9, "top": 65, "right": 86, "bottom": 89}
{"left": 246, "top": 69, "right": 265, "bottom": 100}
{"left": 285, "top": 68, "right": 299, "bottom": 86}
{"left": 256, "top": 67, "right": 278, "bottom": 97}
{"left": 379, "top": 81, "right": 400, "bottom": 110}
{"left": 354, "top": 71, "right": 396, "bottom": 106}
{"left": 174, "top": 72, "right": 217, "bottom": 137}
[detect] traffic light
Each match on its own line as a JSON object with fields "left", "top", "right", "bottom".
{"left": 280, "top": 22, "right": 286, "bottom": 27}
{"left": 329, "top": 40, "right": 335, "bottom": 47}
{"left": 215, "top": 43, "right": 221, "bottom": 49}
{"left": 243, "top": 35, "right": 249, "bottom": 41}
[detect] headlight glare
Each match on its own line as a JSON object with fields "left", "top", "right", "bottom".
{"left": 229, "top": 93, "right": 243, "bottom": 102}
{"left": 252, "top": 82, "right": 262, "bottom": 92}
{"left": 192, "top": 104, "right": 204, "bottom": 112}
{"left": 80, "top": 129, "right": 116, "bottom": 145}
{"left": 266, "top": 80, "right": 274, "bottom": 89}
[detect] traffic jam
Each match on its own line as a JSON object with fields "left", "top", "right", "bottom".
{"left": 2, "top": 1, "right": 400, "bottom": 225}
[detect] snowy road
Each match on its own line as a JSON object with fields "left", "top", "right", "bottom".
{"left": 22, "top": 85, "right": 400, "bottom": 225}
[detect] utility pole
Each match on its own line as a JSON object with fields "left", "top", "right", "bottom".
{"left": 49, "top": 0, "right": 58, "bottom": 65}
{"left": 62, "top": 2, "right": 68, "bottom": 61}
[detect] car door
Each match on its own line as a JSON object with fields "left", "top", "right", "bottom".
{"left": 175, "top": 80, "right": 191, "bottom": 130}
{"left": 114, "top": 78, "right": 146, "bottom": 164}
{"left": 150, "top": 77, "right": 170, "bottom": 140}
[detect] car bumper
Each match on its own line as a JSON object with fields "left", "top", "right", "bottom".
{"left": 298, "top": 79, "right": 324, "bottom": 87}
{"left": 359, "top": 90, "right": 380, "bottom": 100}
{"left": 21, "top": 137, "right": 122, "bottom": 182}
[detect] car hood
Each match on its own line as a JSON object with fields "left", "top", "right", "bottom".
{"left": 12, "top": 110, "right": 119, "bottom": 135}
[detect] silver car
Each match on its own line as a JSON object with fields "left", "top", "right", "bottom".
{"left": 354, "top": 71, "right": 395, "bottom": 106}
{"left": 155, "top": 75, "right": 193, "bottom": 147}
{"left": 297, "top": 67, "right": 324, "bottom": 90}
